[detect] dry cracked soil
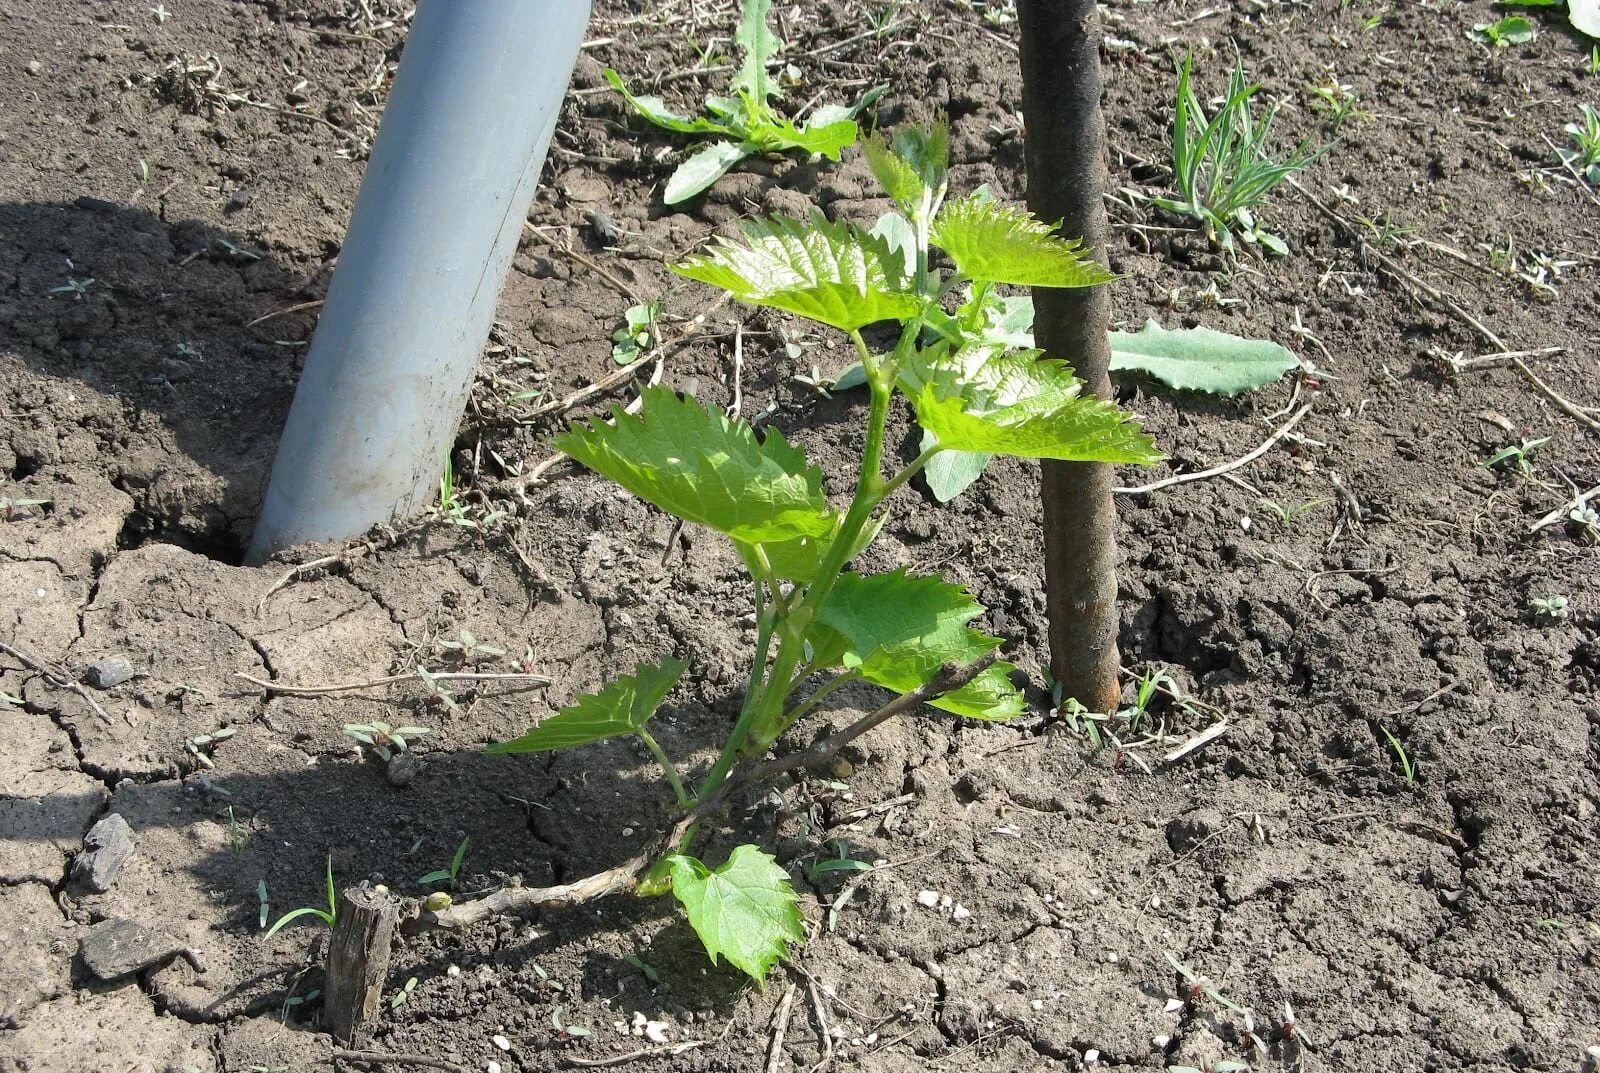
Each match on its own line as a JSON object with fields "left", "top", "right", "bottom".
{"left": 2, "top": 1, "right": 1599, "bottom": 1072}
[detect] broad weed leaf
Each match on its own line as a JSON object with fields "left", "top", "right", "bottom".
{"left": 931, "top": 194, "right": 1118, "bottom": 288}
{"left": 758, "top": 115, "right": 857, "bottom": 159}
{"left": 557, "top": 386, "right": 835, "bottom": 543}
{"left": 730, "top": 0, "right": 780, "bottom": 105}
{"left": 672, "top": 214, "right": 920, "bottom": 332}
{"left": 810, "top": 569, "right": 1024, "bottom": 720}
{"left": 666, "top": 846, "right": 804, "bottom": 984}
{"left": 919, "top": 428, "right": 991, "bottom": 503}
{"left": 603, "top": 70, "right": 739, "bottom": 137}
{"left": 488, "top": 657, "right": 685, "bottom": 754}
{"left": 1108, "top": 319, "right": 1298, "bottom": 394}
{"left": 664, "top": 140, "right": 753, "bottom": 204}
{"left": 912, "top": 352, "right": 1163, "bottom": 464}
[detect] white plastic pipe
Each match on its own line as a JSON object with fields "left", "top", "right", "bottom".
{"left": 248, "top": 0, "right": 591, "bottom": 563}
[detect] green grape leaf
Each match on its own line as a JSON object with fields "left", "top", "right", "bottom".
{"left": 1108, "top": 319, "right": 1299, "bottom": 395}
{"left": 603, "top": 70, "right": 739, "bottom": 136}
{"left": 1571, "top": 0, "right": 1598, "bottom": 37}
{"left": 913, "top": 352, "right": 1163, "bottom": 464}
{"left": 810, "top": 569, "right": 1024, "bottom": 720}
{"left": 736, "top": 515, "right": 882, "bottom": 584}
{"left": 862, "top": 122, "right": 949, "bottom": 211}
{"left": 666, "top": 845, "right": 804, "bottom": 984}
{"left": 488, "top": 657, "right": 684, "bottom": 754}
{"left": 664, "top": 140, "right": 754, "bottom": 204}
{"left": 730, "top": 0, "right": 780, "bottom": 106}
{"left": 557, "top": 386, "right": 835, "bottom": 542}
{"left": 931, "top": 194, "right": 1118, "bottom": 289}
{"left": 671, "top": 214, "right": 920, "bottom": 332}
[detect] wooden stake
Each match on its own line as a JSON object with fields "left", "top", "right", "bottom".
{"left": 325, "top": 884, "right": 401, "bottom": 1045}
{"left": 1017, "top": 0, "right": 1124, "bottom": 712}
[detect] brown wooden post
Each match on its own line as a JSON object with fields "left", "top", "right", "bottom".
{"left": 324, "top": 884, "right": 401, "bottom": 1045}
{"left": 1016, "top": 0, "right": 1124, "bottom": 713}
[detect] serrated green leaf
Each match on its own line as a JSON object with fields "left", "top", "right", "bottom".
{"left": 731, "top": 0, "right": 780, "bottom": 105}
{"left": 1108, "top": 319, "right": 1298, "bottom": 394}
{"left": 931, "top": 195, "right": 1117, "bottom": 289}
{"left": 667, "top": 846, "right": 804, "bottom": 984}
{"left": 557, "top": 386, "right": 834, "bottom": 542}
{"left": 487, "top": 657, "right": 685, "bottom": 754}
{"left": 862, "top": 122, "right": 949, "bottom": 211}
{"left": 664, "top": 140, "right": 753, "bottom": 204}
{"left": 913, "top": 352, "right": 1162, "bottom": 464}
{"left": 671, "top": 214, "right": 920, "bottom": 332}
{"left": 603, "top": 70, "right": 739, "bottom": 137}
{"left": 736, "top": 515, "right": 882, "bottom": 583}
{"left": 810, "top": 569, "right": 1024, "bottom": 720}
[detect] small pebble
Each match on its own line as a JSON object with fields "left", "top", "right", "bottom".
{"left": 492, "top": 1034, "right": 511, "bottom": 1052}
{"left": 951, "top": 904, "right": 971, "bottom": 921}
{"left": 26, "top": 59, "right": 43, "bottom": 75}
{"left": 487, "top": 1063, "right": 502, "bottom": 1073}
{"left": 1085, "top": 1048, "right": 1101, "bottom": 1064}
{"left": 84, "top": 656, "right": 135, "bottom": 689}
{"left": 447, "top": 964, "right": 461, "bottom": 977}
{"left": 915, "top": 890, "right": 940, "bottom": 908}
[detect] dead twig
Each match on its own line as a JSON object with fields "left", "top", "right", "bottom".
{"left": 562, "top": 1019, "right": 736, "bottom": 1068}
{"left": 1114, "top": 403, "right": 1314, "bottom": 496}
{"left": 1529, "top": 481, "right": 1600, "bottom": 534}
{"left": 246, "top": 298, "right": 325, "bottom": 328}
{"left": 1291, "top": 178, "right": 1600, "bottom": 430}
{"left": 234, "top": 669, "right": 552, "bottom": 697}
{"left": 332, "top": 1049, "right": 468, "bottom": 1073}
{"left": 0, "top": 639, "right": 114, "bottom": 725}
{"left": 765, "top": 982, "right": 799, "bottom": 1073}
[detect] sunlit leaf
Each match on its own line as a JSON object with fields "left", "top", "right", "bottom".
{"left": 931, "top": 194, "right": 1118, "bottom": 288}
{"left": 557, "top": 386, "right": 835, "bottom": 543}
{"left": 604, "top": 70, "right": 740, "bottom": 136}
{"left": 912, "top": 352, "right": 1162, "bottom": 463}
{"left": 672, "top": 214, "right": 920, "bottom": 331}
{"left": 809, "top": 569, "right": 1024, "bottom": 720}
{"left": 487, "top": 657, "right": 685, "bottom": 754}
{"left": 862, "top": 121, "right": 949, "bottom": 211}
{"left": 666, "top": 845, "right": 804, "bottom": 984}
{"left": 1108, "top": 319, "right": 1298, "bottom": 394}
{"left": 757, "top": 115, "right": 857, "bottom": 158}
{"left": 664, "top": 140, "right": 753, "bottom": 204}
{"left": 730, "top": 0, "right": 780, "bottom": 104}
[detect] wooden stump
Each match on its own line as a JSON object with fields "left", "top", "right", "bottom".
{"left": 324, "top": 884, "right": 401, "bottom": 1045}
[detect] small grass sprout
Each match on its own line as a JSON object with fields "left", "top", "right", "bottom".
{"left": 605, "top": 0, "right": 884, "bottom": 203}
{"left": 263, "top": 855, "right": 337, "bottom": 940}
{"left": 343, "top": 720, "right": 431, "bottom": 761}
{"left": 1376, "top": 722, "right": 1416, "bottom": 784}
{"left": 389, "top": 976, "right": 419, "bottom": 1009}
{"left": 1556, "top": 103, "right": 1600, "bottom": 186}
{"left": 1306, "top": 73, "right": 1369, "bottom": 131}
{"left": 1153, "top": 53, "right": 1329, "bottom": 255}
{"left": 1258, "top": 497, "right": 1325, "bottom": 527}
{"left": 0, "top": 496, "right": 51, "bottom": 522}
{"left": 419, "top": 836, "right": 471, "bottom": 889}
{"left": 1482, "top": 435, "right": 1550, "bottom": 479}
